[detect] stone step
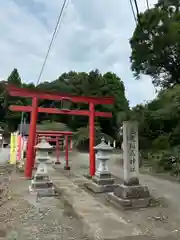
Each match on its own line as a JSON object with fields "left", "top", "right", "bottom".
{"left": 53, "top": 173, "right": 145, "bottom": 240}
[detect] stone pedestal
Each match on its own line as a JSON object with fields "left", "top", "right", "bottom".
{"left": 86, "top": 138, "right": 117, "bottom": 193}
{"left": 54, "top": 161, "right": 61, "bottom": 165}
{"left": 87, "top": 173, "right": 117, "bottom": 193}
{"left": 29, "top": 174, "right": 55, "bottom": 196}
{"left": 108, "top": 121, "right": 151, "bottom": 209}
{"left": 108, "top": 184, "right": 151, "bottom": 209}
{"left": 29, "top": 137, "right": 55, "bottom": 196}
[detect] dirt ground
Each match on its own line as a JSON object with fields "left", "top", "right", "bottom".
{"left": 67, "top": 152, "right": 180, "bottom": 239}
{"left": 0, "top": 151, "right": 180, "bottom": 239}
{"left": 0, "top": 167, "right": 90, "bottom": 240}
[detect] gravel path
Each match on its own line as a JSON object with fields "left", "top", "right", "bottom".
{"left": 0, "top": 148, "right": 10, "bottom": 165}
{"left": 0, "top": 170, "right": 90, "bottom": 240}
{"left": 67, "top": 152, "right": 180, "bottom": 238}
{"left": 1, "top": 151, "right": 180, "bottom": 239}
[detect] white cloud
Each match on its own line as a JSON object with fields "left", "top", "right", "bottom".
{"left": 0, "top": 0, "right": 158, "bottom": 106}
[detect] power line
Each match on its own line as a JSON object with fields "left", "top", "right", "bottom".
{"left": 129, "top": 0, "right": 137, "bottom": 24}
{"left": 133, "top": 0, "right": 141, "bottom": 23}
{"left": 54, "top": 0, "right": 69, "bottom": 44}
{"left": 146, "top": 0, "right": 150, "bottom": 10}
{"left": 36, "top": 0, "right": 69, "bottom": 86}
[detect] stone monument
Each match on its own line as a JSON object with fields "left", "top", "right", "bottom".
{"left": 85, "top": 137, "right": 117, "bottom": 193}
{"left": 108, "top": 121, "right": 151, "bottom": 209}
{"left": 29, "top": 137, "right": 55, "bottom": 196}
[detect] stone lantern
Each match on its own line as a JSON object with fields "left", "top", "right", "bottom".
{"left": 86, "top": 137, "right": 117, "bottom": 193}
{"left": 0, "top": 127, "right": 3, "bottom": 149}
{"left": 29, "top": 137, "right": 55, "bottom": 196}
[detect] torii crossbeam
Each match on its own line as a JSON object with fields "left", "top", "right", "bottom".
{"left": 7, "top": 85, "right": 114, "bottom": 178}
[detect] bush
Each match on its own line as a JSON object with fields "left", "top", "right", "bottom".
{"left": 141, "top": 146, "right": 180, "bottom": 177}
{"left": 149, "top": 147, "right": 180, "bottom": 176}
{"left": 152, "top": 135, "right": 170, "bottom": 150}
{"left": 157, "top": 151, "right": 173, "bottom": 171}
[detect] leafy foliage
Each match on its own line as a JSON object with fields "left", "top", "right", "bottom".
{"left": 132, "top": 85, "right": 180, "bottom": 176}
{"left": 7, "top": 68, "right": 22, "bottom": 86}
{"left": 0, "top": 68, "right": 129, "bottom": 147}
{"left": 130, "top": 0, "right": 180, "bottom": 88}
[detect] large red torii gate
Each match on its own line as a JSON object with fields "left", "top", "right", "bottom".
{"left": 7, "top": 85, "right": 114, "bottom": 179}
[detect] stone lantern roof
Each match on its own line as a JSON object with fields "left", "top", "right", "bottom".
{"left": 35, "top": 137, "right": 53, "bottom": 151}
{"left": 94, "top": 137, "right": 113, "bottom": 151}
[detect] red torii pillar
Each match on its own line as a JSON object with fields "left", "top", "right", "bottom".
{"left": 7, "top": 86, "right": 114, "bottom": 179}
{"left": 26, "top": 97, "right": 38, "bottom": 176}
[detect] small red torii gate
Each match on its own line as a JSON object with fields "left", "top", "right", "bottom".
{"left": 36, "top": 130, "right": 73, "bottom": 147}
{"left": 36, "top": 130, "right": 73, "bottom": 168}
{"left": 7, "top": 85, "right": 114, "bottom": 179}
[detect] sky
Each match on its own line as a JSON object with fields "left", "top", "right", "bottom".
{"left": 0, "top": 0, "right": 158, "bottom": 106}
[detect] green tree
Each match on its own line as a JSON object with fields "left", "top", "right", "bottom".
{"left": 1, "top": 69, "right": 24, "bottom": 131}
{"left": 7, "top": 68, "right": 22, "bottom": 86}
{"left": 2, "top": 68, "right": 129, "bottom": 146}
{"left": 37, "top": 69, "right": 129, "bottom": 142}
{"left": 130, "top": 0, "right": 180, "bottom": 88}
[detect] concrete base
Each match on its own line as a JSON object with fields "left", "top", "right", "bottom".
{"left": 64, "top": 166, "right": 71, "bottom": 170}
{"left": 85, "top": 181, "right": 118, "bottom": 193}
{"left": 114, "top": 184, "right": 150, "bottom": 199}
{"left": 93, "top": 175, "right": 115, "bottom": 185}
{"left": 124, "top": 177, "right": 139, "bottom": 186}
{"left": 85, "top": 175, "right": 117, "bottom": 193}
{"left": 107, "top": 183, "right": 151, "bottom": 210}
{"left": 29, "top": 179, "right": 56, "bottom": 196}
{"left": 29, "top": 185, "right": 56, "bottom": 197}
{"left": 29, "top": 173, "right": 56, "bottom": 196}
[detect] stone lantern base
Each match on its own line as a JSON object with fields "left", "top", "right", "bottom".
{"left": 54, "top": 161, "right": 61, "bottom": 165}
{"left": 85, "top": 172, "right": 118, "bottom": 193}
{"left": 29, "top": 173, "right": 55, "bottom": 196}
{"left": 107, "top": 182, "right": 151, "bottom": 210}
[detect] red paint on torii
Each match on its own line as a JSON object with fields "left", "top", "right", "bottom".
{"left": 9, "top": 106, "right": 112, "bottom": 118}
{"left": 36, "top": 130, "right": 73, "bottom": 135}
{"left": 36, "top": 131, "right": 72, "bottom": 149}
{"left": 7, "top": 85, "right": 114, "bottom": 104}
{"left": 38, "top": 137, "right": 57, "bottom": 142}
{"left": 7, "top": 85, "right": 114, "bottom": 179}
{"left": 37, "top": 132, "right": 72, "bottom": 167}
{"left": 36, "top": 131, "right": 73, "bottom": 165}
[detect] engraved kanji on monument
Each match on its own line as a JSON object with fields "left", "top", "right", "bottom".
{"left": 108, "top": 121, "right": 151, "bottom": 209}
{"left": 85, "top": 137, "right": 117, "bottom": 193}
{"left": 123, "top": 121, "right": 139, "bottom": 185}
{"left": 29, "top": 137, "right": 55, "bottom": 196}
